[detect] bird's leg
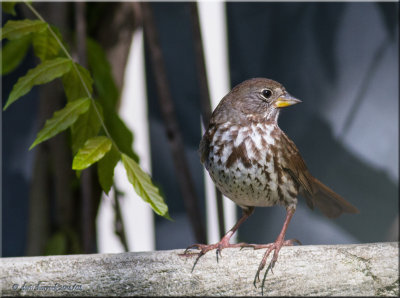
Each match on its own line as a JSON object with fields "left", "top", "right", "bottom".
{"left": 249, "top": 208, "right": 298, "bottom": 288}
{"left": 181, "top": 207, "right": 254, "bottom": 270}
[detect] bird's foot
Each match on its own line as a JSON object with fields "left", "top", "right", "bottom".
{"left": 180, "top": 236, "right": 250, "bottom": 272}
{"left": 242, "top": 238, "right": 301, "bottom": 251}
{"left": 250, "top": 238, "right": 301, "bottom": 293}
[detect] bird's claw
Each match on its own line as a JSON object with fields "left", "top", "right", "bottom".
{"left": 292, "top": 238, "right": 302, "bottom": 245}
{"left": 183, "top": 244, "right": 202, "bottom": 255}
{"left": 181, "top": 242, "right": 222, "bottom": 271}
{"left": 216, "top": 247, "right": 223, "bottom": 262}
{"left": 252, "top": 237, "right": 299, "bottom": 293}
{"left": 191, "top": 251, "right": 205, "bottom": 273}
{"left": 182, "top": 240, "right": 253, "bottom": 271}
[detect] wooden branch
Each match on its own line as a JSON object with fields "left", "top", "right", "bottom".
{"left": 1, "top": 242, "right": 398, "bottom": 296}
{"left": 189, "top": 2, "right": 226, "bottom": 238}
{"left": 141, "top": 2, "right": 206, "bottom": 243}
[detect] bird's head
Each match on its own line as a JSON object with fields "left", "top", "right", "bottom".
{"left": 220, "top": 78, "right": 301, "bottom": 123}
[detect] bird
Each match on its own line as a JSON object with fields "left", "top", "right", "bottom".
{"left": 184, "top": 77, "right": 359, "bottom": 287}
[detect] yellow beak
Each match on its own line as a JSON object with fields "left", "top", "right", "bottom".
{"left": 274, "top": 93, "right": 302, "bottom": 108}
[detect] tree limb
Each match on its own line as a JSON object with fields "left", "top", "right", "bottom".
{"left": 2, "top": 242, "right": 398, "bottom": 296}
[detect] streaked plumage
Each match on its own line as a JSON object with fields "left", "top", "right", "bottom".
{"left": 186, "top": 78, "right": 358, "bottom": 287}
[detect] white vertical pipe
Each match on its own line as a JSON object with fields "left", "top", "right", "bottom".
{"left": 97, "top": 29, "right": 154, "bottom": 253}
{"left": 198, "top": 1, "right": 237, "bottom": 243}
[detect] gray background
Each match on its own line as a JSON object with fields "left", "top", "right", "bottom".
{"left": 148, "top": 2, "right": 398, "bottom": 249}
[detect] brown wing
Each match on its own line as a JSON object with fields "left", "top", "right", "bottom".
{"left": 199, "top": 124, "right": 216, "bottom": 164}
{"left": 279, "top": 132, "right": 316, "bottom": 208}
{"left": 280, "top": 132, "right": 359, "bottom": 218}
{"left": 307, "top": 177, "right": 359, "bottom": 218}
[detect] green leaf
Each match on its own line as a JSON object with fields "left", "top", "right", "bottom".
{"left": 2, "top": 19, "right": 47, "bottom": 40}
{"left": 98, "top": 145, "right": 120, "bottom": 194}
{"left": 87, "top": 38, "right": 119, "bottom": 109}
{"left": 30, "top": 97, "right": 91, "bottom": 149}
{"left": 71, "top": 101, "right": 102, "bottom": 154}
{"left": 4, "top": 57, "right": 73, "bottom": 110}
{"left": 2, "top": 2, "right": 17, "bottom": 16}
{"left": 32, "top": 26, "right": 61, "bottom": 61}
{"left": 121, "top": 154, "right": 170, "bottom": 219}
{"left": 72, "top": 136, "right": 112, "bottom": 170}
{"left": 0, "top": 35, "right": 31, "bottom": 75}
{"left": 104, "top": 111, "right": 139, "bottom": 162}
{"left": 86, "top": 38, "right": 139, "bottom": 162}
{"left": 62, "top": 63, "right": 93, "bottom": 102}
{"left": 86, "top": 38, "right": 139, "bottom": 161}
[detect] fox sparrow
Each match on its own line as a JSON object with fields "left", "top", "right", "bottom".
{"left": 184, "top": 78, "right": 359, "bottom": 286}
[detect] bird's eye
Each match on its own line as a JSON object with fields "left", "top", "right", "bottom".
{"left": 262, "top": 89, "right": 272, "bottom": 99}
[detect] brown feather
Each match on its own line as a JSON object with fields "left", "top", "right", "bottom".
{"left": 226, "top": 142, "right": 252, "bottom": 168}
{"left": 199, "top": 135, "right": 209, "bottom": 164}
{"left": 280, "top": 130, "right": 358, "bottom": 218}
{"left": 304, "top": 178, "right": 359, "bottom": 218}
{"left": 199, "top": 124, "right": 215, "bottom": 164}
{"left": 280, "top": 131, "right": 316, "bottom": 209}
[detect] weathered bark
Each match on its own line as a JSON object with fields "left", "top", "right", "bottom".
{"left": 2, "top": 242, "right": 398, "bottom": 296}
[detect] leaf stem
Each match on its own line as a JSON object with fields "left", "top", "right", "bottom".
{"left": 24, "top": 1, "right": 120, "bottom": 153}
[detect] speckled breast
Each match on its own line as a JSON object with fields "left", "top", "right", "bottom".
{"left": 204, "top": 121, "right": 298, "bottom": 209}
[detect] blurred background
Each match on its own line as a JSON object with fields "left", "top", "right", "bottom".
{"left": 2, "top": 1, "right": 398, "bottom": 257}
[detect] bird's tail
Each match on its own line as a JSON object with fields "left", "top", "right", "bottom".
{"left": 304, "top": 178, "right": 359, "bottom": 218}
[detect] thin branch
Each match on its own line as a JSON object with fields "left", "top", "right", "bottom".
{"left": 74, "top": 2, "right": 96, "bottom": 254}
{"left": 189, "top": 3, "right": 226, "bottom": 238}
{"left": 75, "top": 2, "right": 87, "bottom": 68}
{"left": 113, "top": 186, "right": 129, "bottom": 252}
{"left": 189, "top": 3, "right": 212, "bottom": 128}
{"left": 141, "top": 2, "right": 206, "bottom": 243}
